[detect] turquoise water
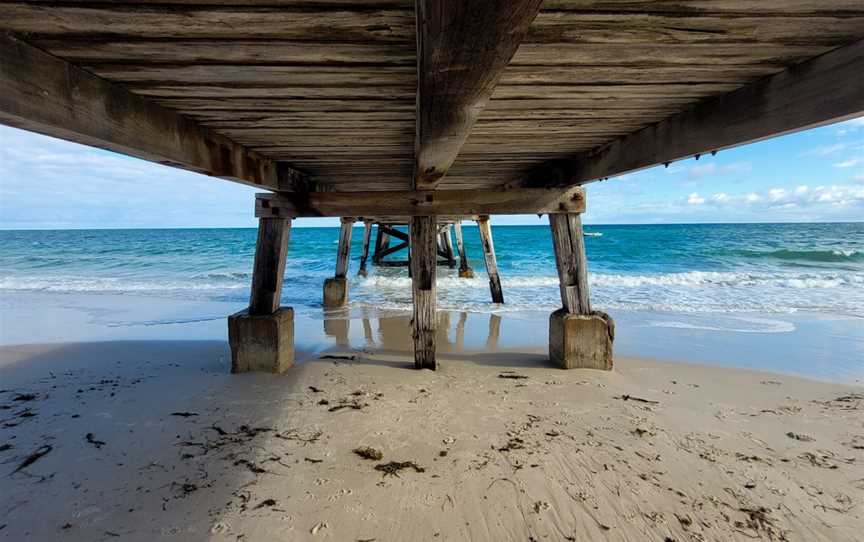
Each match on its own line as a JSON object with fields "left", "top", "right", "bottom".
{"left": 1, "top": 223, "right": 863, "bottom": 321}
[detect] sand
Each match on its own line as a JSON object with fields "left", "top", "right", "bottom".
{"left": 1, "top": 339, "right": 862, "bottom": 541}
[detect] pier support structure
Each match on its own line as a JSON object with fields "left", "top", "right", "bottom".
{"left": 438, "top": 225, "right": 457, "bottom": 268}
{"left": 477, "top": 216, "right": 504, "bottom": 303}
{"left": 410, "top": 215, "right": 438, "bottom": 370}
{"left": 358, "top": 220, "right": 373, "bottom": 277}
{"left": 453, "top": 222, "right": 475, "bottom": 278}
{"left": 548, "top": 213, "right": 614, "bottom": 370}
{"left": 324, "top": 217, "right": 354, "bottom": 308}
{"left": 228, "top": 216, "right": 294, "bottom": 373}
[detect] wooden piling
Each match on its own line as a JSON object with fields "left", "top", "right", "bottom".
{"left": 440, "top": 225, "right": 457, "bottom": 267}
{"left": 358, "top": 221, "right": 373, "bottom": 277}
{"left": 410, "top": 215, "right": 437, "bottom": 370}
{"left": 453, "top": 222, "right": 475, "bottom": 278}
{"left": 324, "top": 217, "right": 354, "bottom": 308}
{"left": 335, "top": 217, "right": 354, "bottom": 278}
{"left": 249, "top": 217, "right": 291, "bottom": 315}
{"left": 477, "top": 215, "right": 504, "bottom": 303}
{"left": 372, "top": 226, "right": 391, "bottom": 265}
{"left": 549, "top": 213, "right": 590, "bottom": 314}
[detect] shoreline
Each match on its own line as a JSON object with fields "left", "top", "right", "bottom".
{"left": 1, "top": 290, "right": 862, "bottom": 384}
{"left": 1, "top": 340, "right": 862, "bottom": 541}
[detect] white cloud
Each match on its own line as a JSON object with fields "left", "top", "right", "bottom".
{"left": 834, "top": 158, "right": 862, "bottom": 168}
{"left": 711, "top": 192, "right": 730, "bottom": 203}
{"left": 687, "top": 192, "right": 706, "bottom": 205}
{"left": 768, "top": 188, "right": 788, "bottom": 201}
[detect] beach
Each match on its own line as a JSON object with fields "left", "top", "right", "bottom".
{"left": 1, "top": 329, "right": 862, "bottom": 541}
{"left": 1, "top": 223, "right": 863, "bottom": 540}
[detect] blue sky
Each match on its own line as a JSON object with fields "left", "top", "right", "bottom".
{"left": 1, "top": 117, "right": 862, "bottom": 229}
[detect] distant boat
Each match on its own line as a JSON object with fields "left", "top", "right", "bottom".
{"left": 584, "top": 232, "right": 603, "bottom": 237}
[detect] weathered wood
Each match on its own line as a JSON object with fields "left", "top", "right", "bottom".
{"left": 249, "top": 217, "right": 291, "bottom": 316}
{"left": 439, "top": 226, "right": 456, "bottom": 268}
{"left": 0, "top": 34, "right": 305, "bottom": 191}
{"left": 377, "top": 240, "right": 410, "bottom": 260}
{"left": 477, "top": 216, "right": 504, "bottom": 304}
{"left": 524, "top": 39, "right": 864, "bottom": 188}
{"left": 372, "top": 227, "right": 391, "bottom": 265}
{"left": 549, "top": 214, "right": 591, "bottom": 315}
{"left": 358, "top": 221, "right": 373, "bottom": 277}
{"left": 410, "top": 216, "right": 437, "bottom": 370}
{"left": 335, "top": 217, "right": 354, "bottom": 278}
{"left": 256, "top": 187, "right": 585, "bottom": 218}
{"left": 413, "top": 0, "right": 543, "bottom": 189}
{"left": 453, "top": 222, "right": 475, "bottom": 278}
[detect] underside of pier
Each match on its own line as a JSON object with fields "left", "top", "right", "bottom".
{"left": 1, "top": 1, "right": 862, "bottom": 372}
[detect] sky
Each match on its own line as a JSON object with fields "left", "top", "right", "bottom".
{"left": 0, "top": 117, "right": 862, "bottom": 229}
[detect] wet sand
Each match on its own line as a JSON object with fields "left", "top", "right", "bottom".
{"left": 1, "top": 333, "right": 862, "bottom": 541}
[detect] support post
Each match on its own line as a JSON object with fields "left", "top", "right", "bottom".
{"left": 358, "top": 221, "right": 373, "bottom": 277}
{"left": 372, "top": 226, "right": 391, "bottom": 265}
{"left": 228, "top": 216, "right": 294, "bottom": 373}
{"left": 477, "top": 216, "right": 504, "bottom": 303}
{"left": 324, "top": 217, "right": 354, "bottom": 308}
{"left": 440, "top": 225, "right": 457, "bottom": 268}
{"left": 410, "top": 215, "right": 437, "bottom": 370}
{"left": 453, "top": 222, "right": 475, "bottom": 278}
{"left": 548, "top": 213, "right": 613, "bottom": 370}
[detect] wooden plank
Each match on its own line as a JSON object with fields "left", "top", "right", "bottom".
{"left": 542, "top": 1, "right": 864, "bottom": 15}
{"left": 526, "top": 12, "right": 864, "bottom": 46}
{"left": 549, "top": 214, "right": 590, "bottom": 315}
{"left": 255, "top": 187, "right": 585, "bottom": 218}
{"left": 334, "top": 217, "right": 354, "bottom": 278}
{"left": 410, "top": 215, "right": 437, "bottom": 370}
{"left": 413, "top": 0, "right": 543, "bottom": 189}
{"left": 511, "top": 43, "right": 827, "bottom": 66}
{"left": 35, "top": 39, "right": 416, "bottom": 65}
{"left": 523, "top": 39, "right": 864, "bottom": 187}
{"left": 249, "top": 217, "right": 291, "bottom": 316}
{"left": 0, "top": 4, "right": 414, "bottom": 42}
{"left": 358, "top": 221, "right": 373, "bottom": 277}
{"left": 129, "top": 85, "right": 415, "bottom": 99}
{"left": 477, "top": 216, "right": 503, "bottom": 304}
{"left": 0, "top": 34, "right": 305, "bottom": 191}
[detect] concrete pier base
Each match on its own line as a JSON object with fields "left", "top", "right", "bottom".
{"left": 458, "top": 267, "right": 475, "bottom": 278}
{"left": 549, "top": 309, "right": 614, "bottom": 370}
{"left": 323, "top": 277, "right": 348, "bottom": 308}
{"left": 228, "top": 307, "right": 294, "bottom": 373}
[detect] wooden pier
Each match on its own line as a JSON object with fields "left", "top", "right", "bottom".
{"left": 1, "top": 1, "right": 862, "bottom": 373}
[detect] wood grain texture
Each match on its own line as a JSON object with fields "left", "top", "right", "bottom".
{"left": 334, "top": 218, "right": 354, "bottom": 278}
{"left": 0, "top": 34, "right": 305, "bottom": 191}
{"left": 549, "top": 213, "right": 590, "bottom": 315}
{"left": 358, "top": 221, "right": 373, "bottom": 277}
{"left": 249, "top": 217, "right": 291, "bottom": 316}
{"left": 413, "top": 0, "right": 543, "bottom": 189}
{"left": 477, "top": 216, "right": 504, "bottom": 304}
{"left": 256, "top": 187, "right": 586, "bottom": 218}
{"left": 410, "top": 215, "right": 437, "bottom": 370}
{"left": 523, "top": 38, "right": 864, "bottom": 188}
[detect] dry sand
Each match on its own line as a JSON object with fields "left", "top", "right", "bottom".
{"left": 1, "top": 339, "right": 862, "bottom": 541}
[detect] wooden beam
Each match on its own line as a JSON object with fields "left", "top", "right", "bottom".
{"left": 522, "top": 39, "right": 864, "bottom": 188}
{"left": 0, "top": 34, "right": 306, "bottom": 191}
{"left": 358, "top": 221, "right": 373, "bottom": 277}
{"left": 549, "top": 214, "right": 591, "bottom": 315}
{"left": 256, "top": 187, "right": 585, "bottom": 218}
{"left": 249, "top": 217, "right": 291, "bottom": 316}
{"left": 477, "top": 216, "right": 504, "bottom": 304}
{"left": 414, "top": 0, "right": 543, "bottom": 189}
{"left": 410, "top": 215, "right": 437, "bottom": 370}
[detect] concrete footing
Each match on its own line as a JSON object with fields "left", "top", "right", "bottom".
{"left": 549, "top": 309, "right": 614, "bottom": 370}
{"left": 228, "top": 307, "right": 294, "bottom": 373}
{"left": 458, "top": 267, "right": 475, "bottom": 278}
{"left": 323, "top": 277, "right": 348, "bottom": 308}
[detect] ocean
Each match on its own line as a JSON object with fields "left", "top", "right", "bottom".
{"left": 1, "top": 222, "right": 862, "bottom": 319}
{"left": 1, "top": 223, "right": 863, "bottom": 382}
